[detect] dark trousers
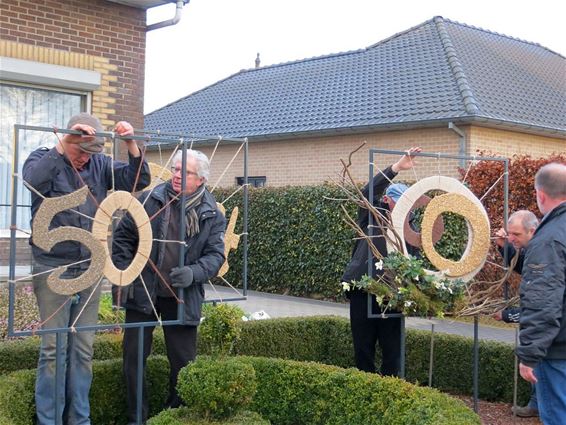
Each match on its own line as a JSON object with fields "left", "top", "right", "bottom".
{"left": 349, "top": 289, "right": 401, "bottom": 376}
{"left": 123, "top": 297, "right": 197, "bottom": 422}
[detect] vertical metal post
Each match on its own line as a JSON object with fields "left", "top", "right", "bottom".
{"left": 367, "top": 150, "right": 374, "bottom": 318}
{"left": 400, "top": 315, "right": 406, "bottom": 379}
{"left": 55, "top": 332, "right": 64, "bottom": 425}
{"left": 7, "top": 126, "right": 20, "bottom": 336}
{"left": 473, "top": 315, "right": 479, "bottom": 412}
{"left": 242, "top": 138, "right": 249, "bottom": 296}
{"left": 136, "top": 327, "right": 145, "bottom": 425}
{"left": 503, "top": 158, "right": 510, "bottom": 300}
{"left": 177, "top": 139, "right": 187, "bottom": 323}
{"left": 428, "top": 323, "right": 435, "bottom": 386}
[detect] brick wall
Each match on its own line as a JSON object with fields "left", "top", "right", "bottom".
{"left": 145, "top": 125, "right": 565, "bottom": 188}
{"left": 0, "top": 0, "right": 146, "bottom": 129}
{"left": 468, "top": 127, "right": 566, "bottom": 158}
{"left": 145, "top": 127, "right": 463, "bottom": 188}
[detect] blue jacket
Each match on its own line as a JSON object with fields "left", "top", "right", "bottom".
{"left": 23, "top": 146, "right": 150, "bottom": 267}
{"left": 111, "top": 183, "right": 226, "bottom": 326}
{"left": 517, "top": 202, "right": 566, "bottom": 366}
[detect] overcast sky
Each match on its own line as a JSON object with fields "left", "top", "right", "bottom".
{"left": 144, "top": 0, "right": 566, "bottom": 114}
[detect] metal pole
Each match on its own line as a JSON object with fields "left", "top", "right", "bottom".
{"left": 178, "top": 140, "right": 187, "bottom": 324}
{"left": 473, "top": 315, "right": 479, "bottom": 413}
{"left": 55, "top": 332, "right": 64, "bottom": 425}
{"left": 513, "top": 327, "right": 519, "bottom": 417}
{"left": 136, "top": 327, "right": 145, "bottom": 425}
{"left": 400, "top": 315, "right": 406, "bottom": 379}
{"left": 243, "top": 138, "right": 249, "bottom": 296}
{"left": 503, "top": 158, "right": 510, "bottom": 300}
{"left": 428, "top": 323, "right": 435, "bottom": 387}
{"left": 7, "top": 126, "right": 20, "bottom": 336}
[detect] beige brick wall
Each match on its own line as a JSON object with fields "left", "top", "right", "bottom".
{"left": 145, "top": 125, "right": 565, "bottom": 189}
{"left": 145, "top": 127, "right": 464, "bottom": 188}
{"left": 468, "top": 127, "right": 566, "bottom": 158}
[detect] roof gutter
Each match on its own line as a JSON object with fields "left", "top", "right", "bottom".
{"left": 146, "top": 0, "right": 187, "bottom": 32}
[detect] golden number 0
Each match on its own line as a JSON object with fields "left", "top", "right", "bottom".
{"left": 91, "top": 191, "right": 153, "bottom": 286}
{"left": 32, "top": 186, "right": 106, "bottom": 295}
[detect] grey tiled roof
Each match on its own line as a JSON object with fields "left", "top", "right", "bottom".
{"left": 145, "top": 16, "right": 566, "bottom": 140}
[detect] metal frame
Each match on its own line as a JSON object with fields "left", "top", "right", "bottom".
{"left": 8, "top": 124, "right": 249, "bottom": 424}
{"left": 368, "top": 148, "right": 509, "bottom": 409}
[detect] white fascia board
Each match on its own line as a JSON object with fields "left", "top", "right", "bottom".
{"left": 0, "top": 56, "right": 101, "bottom": 91}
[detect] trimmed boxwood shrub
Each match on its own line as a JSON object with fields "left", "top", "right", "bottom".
{"left": 148, "top": 408, "right": 270, "bottom": 425}
{"left": 177, "top": 357, "right": 256, "bottom": 420}
{"left": 176, "top": 356, "right": 480, "bottom": 425}
{"left": 0, "top": 317, "right": 530, "bottom": 404}
{"left": 0, "top": 356, "right": 170, "bottom": 425}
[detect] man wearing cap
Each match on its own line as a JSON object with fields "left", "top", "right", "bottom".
{"left": 23, "top": 113, "right": 150, "bottom": 425}
{"left": 342, "top": 147, "right": 421, "bottom": 376}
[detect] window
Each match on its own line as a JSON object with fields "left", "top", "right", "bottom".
{"left": 0, "top": 83, "right": 85, "bottom": 233}
{"left": 236, "top": 176, "right": 266, "bottom": 188}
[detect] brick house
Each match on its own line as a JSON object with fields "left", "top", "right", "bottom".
{"left": 144, "top": 16, "right": 566, "bottom": 189}
{"left": 0, "top": 0, "right": 187, "bottom": 267}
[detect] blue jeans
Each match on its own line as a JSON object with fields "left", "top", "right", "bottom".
{"left": 535, "top": 359, "right": 566, "bottom": 425}
{"left": 33, "top": 263, "right": 101, "bottom": 425}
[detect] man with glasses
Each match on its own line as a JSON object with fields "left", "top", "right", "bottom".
{"left": 112, "top": 149, "right": 226, "bottom": 424}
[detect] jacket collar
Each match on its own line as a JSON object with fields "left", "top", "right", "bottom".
{"left": 150, "top": 182, "right": 217, "bottom": 215}
{"left": 536, "top": 201, "right": 566, "bottom": 234}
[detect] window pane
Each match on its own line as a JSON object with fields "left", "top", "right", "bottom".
{"left": 0, "top": 84, "right": 83, "bottom": 232}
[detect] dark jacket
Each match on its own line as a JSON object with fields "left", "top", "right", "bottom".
{"left": 112, "top": 183, "right": 226, "bottom": 326}
{"left": 23, "top": 146, "right": 150, "bottom": 267}
{"left": 516, "top": 202, "right": 566, "bottom": 366}
{"left": 341, "top": 166, "right": 397, "bottom": 283}
{"left": 498, "top": 243, "right": 524, "bottom": 323}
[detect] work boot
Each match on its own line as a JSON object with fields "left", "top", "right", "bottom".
{"left": 511, "top": 405, "right": 539, "bottom": 417}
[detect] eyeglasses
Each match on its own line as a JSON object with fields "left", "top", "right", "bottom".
{"left": 171, "top": 166, "right": 199, "bottom": 177}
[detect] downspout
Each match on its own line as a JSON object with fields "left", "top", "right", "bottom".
{"left": 448, "top": 122, "right": 466, "bottom": 168}
{"left": 146, "top": 0, "right": 187, "bottom": 32}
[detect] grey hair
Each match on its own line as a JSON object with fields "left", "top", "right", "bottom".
{"left": 508, "top": 210, "right": 539, "bottom": 231}
{"left": 172, "top": 149, "right": 210, "bottom": 182}
{"left": 535, "top": 163, "right": 566, "bottom": 199}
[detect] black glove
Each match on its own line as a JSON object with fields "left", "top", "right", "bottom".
{"left": 169, "top": 266, "right": 194, "bottom": 288}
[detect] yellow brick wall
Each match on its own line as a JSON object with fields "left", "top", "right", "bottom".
{"left": 145, "top": 127, "right": 464, "bottom": 188}
{"left": 0, "top": 39, "right": 118, "bottom": 134}
{"left": 468, "top": 127, "right": 566, "bottom": 158}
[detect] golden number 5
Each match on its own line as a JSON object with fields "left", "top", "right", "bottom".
{"left": 32, "top": 186, "right": 106, "bottom": 295}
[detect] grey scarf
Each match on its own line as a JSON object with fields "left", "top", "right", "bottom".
{"left": 166, "top": 182, "right": 206, "bottom": 238}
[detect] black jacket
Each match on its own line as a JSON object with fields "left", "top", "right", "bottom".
{"left": 112, "top": 183, "right": 226, "bottom": 326}
{"left": 498, "top": 243, "right": 524, "bottom": 323}
{"left": 341, "top": 166, "right": 397, "bottom": 283}
{"left": 23, "top": 147, "right": 150, "bottom": 267}
{"left": 516, "top": 202, "right": 566, "bottom": 366}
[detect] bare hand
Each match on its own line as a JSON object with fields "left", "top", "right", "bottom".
{"left": 519, "top": 363, "right": 537, "bottom": 384}
{"left": 492, "top": 311, "right": 503, "bottom": 321}
{"left": 392, "top": 147, "right": 422, "bottom": 173}
{"left": 114, "top": 121, "right": 134, "bottom": 137}
{"left": 495, "top": 228, "right": 507, "bottom": 248}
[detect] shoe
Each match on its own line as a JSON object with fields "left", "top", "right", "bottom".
{"left": 511, "top": 405, "right": 538, "bottom": 417}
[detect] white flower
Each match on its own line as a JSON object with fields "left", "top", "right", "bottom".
{"left": 413, "top": 275, "right": 419, "bottom": 281}
{"left": 375, "top": 260, "right": 383, "bottom": 271}
{"left": 404, "top": 301, "right": 415, "bottom": 308}
{"left": 341, "top": 281, "right": 351, "bottom": 291}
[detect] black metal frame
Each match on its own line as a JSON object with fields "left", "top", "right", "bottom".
{"left": 367, "top": 148, "right": 509, "bottom": 409}
{"left": 7, "top": 124, "right": 249, "bottom": 424}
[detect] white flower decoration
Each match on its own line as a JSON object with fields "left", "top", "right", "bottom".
{"left": 375, "top": 260, "right": 383, "bottom": 271}
{"left": 341, "top": 281, "right": 351, "bottom": 291}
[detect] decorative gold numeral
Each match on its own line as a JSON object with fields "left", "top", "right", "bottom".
{"left": 32, "top": 186, "right": 106, "bottom": 295}
{"left": 91, "top": 191, "right": 153, "bottom": 286}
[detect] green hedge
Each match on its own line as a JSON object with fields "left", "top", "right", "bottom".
{"left": 0, "top": 356, "right": 170, "bottom": 425}
{"left": 154, "top": 356, "right": 479, "bottom": 425}
{"left": 0, "top": 317, "right": 529, "bottom": 403}
{"left": 148, "top": 408, "right": 269, "bottom": 425}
